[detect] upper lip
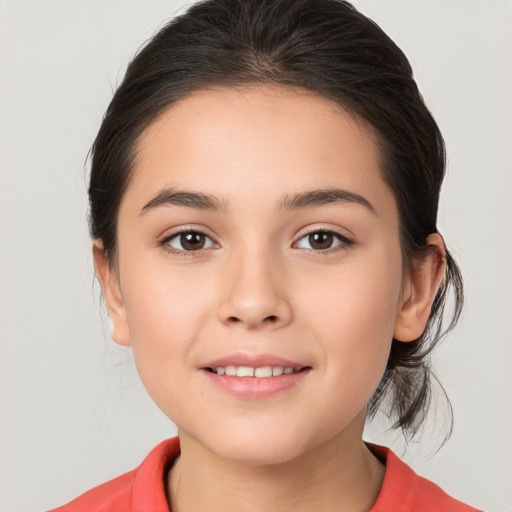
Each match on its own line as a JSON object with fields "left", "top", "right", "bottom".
{"left": 202, "top": 352, "right": 309, "bottom": 370}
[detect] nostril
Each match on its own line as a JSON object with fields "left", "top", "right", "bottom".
{"left": 224, "top": 314, "right": 281, "bottom": 326}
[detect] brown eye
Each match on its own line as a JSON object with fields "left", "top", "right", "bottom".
{"left": 308, "top": 232, "right": 333, "bottom": 250}
{"left": 295, "top": 230, "right": 352, "bottom": 252}
{"left": 166, "top": 231, "right": 216, "bottom": 252}
{"left": 180, "top": 232, "right": 205, "bottom": 250}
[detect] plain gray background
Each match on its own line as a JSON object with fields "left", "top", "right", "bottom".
{"left": 1, "top": 1, "right": 511, "bottom": 511}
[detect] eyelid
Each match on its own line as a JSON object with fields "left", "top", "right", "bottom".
{"left": 159, "top": 226, "right": 219, "bottom": 256}
{"left": 293, "top": 228, "right": 354, "bottom": 252}
{"left": 158, "top": 225, "right": 353, "bottom": 257}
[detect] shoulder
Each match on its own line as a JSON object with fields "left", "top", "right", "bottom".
{"left": 49, "top": 437, "right": 180, "bottom": 512}
{"left": 369, "top": 444, "right": 481, "bottom": 512}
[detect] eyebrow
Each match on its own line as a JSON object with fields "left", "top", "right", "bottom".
{"left": 278, "top": 188, "right": 376, "bottom": 214}
{"left": 140, "top": 187, "right": 376, "bottom": 215}
{"left": 140, "top": 188, "right": 229, "bottom": 215}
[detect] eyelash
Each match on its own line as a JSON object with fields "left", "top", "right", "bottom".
{"left": 159, "top": 228, "right": 353, "bottom": 257}
{"left": 295, "top": 229, "right": 354, "bottom": 254}
{"left": 159, "top": 228, "right": 217, "bottom": 257}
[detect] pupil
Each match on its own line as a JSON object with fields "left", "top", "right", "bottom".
{"left": 309, "top": 232, "right": 332, "bottom": 250}
{"left": 182, "top": 232, "right": 204, "bottom": 250}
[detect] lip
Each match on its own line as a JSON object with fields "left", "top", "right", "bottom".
{"left": 200, "top": 352, "right": 311, "bottom": 399}
{"left": 202, "top": 352, "right": 307, "bottom": 370}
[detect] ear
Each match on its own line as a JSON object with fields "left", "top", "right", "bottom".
{"left": 393, "top": 233, "right": 446, "bottom": 342}
{"left": 92, "top": 240, "right": 131, "bottom": 346}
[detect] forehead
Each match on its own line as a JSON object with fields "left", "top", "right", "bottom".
{"left": 126, "top": 85, "right": 395, "bottom": 219}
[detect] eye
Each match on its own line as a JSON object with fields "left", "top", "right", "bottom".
{"left": 163, "top": 230, "right": 217, "bottom": 253}
{"left": 295, "top": 230, "right": 352, "bottom": 251}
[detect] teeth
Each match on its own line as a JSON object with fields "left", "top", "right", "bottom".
{"left": 237, "top": 366, "right": 255, "bottom": 377}
{"left": 225, "top": 365, "right": 237, "bottom": 376}
{"left": 254, "top": 366, "right": 272, "bottom": 378}
{"left": 211, "top": 365, "right": 298, "bottom": 377}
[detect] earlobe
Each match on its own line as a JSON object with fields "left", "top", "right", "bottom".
{"left": 92, "top": 240, "right": 132, "bottom": 347}
{"left": 393, "top": 234, "right": 446, "bottom": 342}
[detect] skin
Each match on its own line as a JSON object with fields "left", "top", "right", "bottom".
{"left": 94, "top": 85, "right": 446, "bottom": 512}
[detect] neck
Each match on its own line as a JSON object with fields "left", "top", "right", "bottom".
{"left": 167, "top": 417, "right": 385, "bottom": 512}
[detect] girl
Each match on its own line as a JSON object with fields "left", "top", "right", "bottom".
{"left": 51, "top": 0, "right": 479, "bottom": 510}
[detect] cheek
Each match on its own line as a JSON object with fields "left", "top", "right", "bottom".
{"left": 121, "top": 264, "right": 212, "bottom": 395}
{"left": 125, "top": 260, "right": 212, "bottom": 333}
{"left": 300, "top": 251, "right": 402, "bottom": 400}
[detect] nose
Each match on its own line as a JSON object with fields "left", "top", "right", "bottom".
{"left": 217, "top": 247, "right": 293, "bottom": 330}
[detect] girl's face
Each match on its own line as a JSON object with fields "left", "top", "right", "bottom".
{"left": 98, "top": 86, "right": 413, "bottom": 464}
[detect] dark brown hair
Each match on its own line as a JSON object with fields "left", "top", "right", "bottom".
{"left": 89, "top": 0, "right": 463, "bottom": 440}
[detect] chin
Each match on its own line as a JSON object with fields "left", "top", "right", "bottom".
{"left": 217, "top": 438, "right": 308, "bottom": 466}
{"left": 192, "top": 420, "right": 321, "bottom": 467}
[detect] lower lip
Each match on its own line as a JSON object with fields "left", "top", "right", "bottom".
{"left": 202, "top": 368, "right": 311, "bottom": 399}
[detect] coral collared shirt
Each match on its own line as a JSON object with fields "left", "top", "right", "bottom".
{"left": 50, "top": 437, "right": 480, "bottom": 512}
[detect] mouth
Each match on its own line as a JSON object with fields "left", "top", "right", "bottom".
{"left": 204, "top": 365, "right": 308, "bottom": 378}
{"left": 201, "top": 355, "right": 312, "bottom": 398}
